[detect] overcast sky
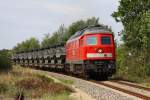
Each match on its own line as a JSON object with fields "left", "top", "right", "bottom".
{"left": 0, "top": 0, "right": 123, "bottom": 49}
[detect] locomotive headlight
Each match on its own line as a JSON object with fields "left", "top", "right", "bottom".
{"left": 98, "top": 49, "right": 103, "bottom": 53}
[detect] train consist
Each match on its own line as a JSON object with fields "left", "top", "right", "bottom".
{"left": 12, "top": 26, "right": 116, "bottom": 79}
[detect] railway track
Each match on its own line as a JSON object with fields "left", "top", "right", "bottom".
{"left": 110, "top": 80, "right": 150, "bottom": 92}
{"left": 91, "top": 80, "right": 150, "bottom": 100}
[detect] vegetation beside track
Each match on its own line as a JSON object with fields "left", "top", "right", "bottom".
{"left": 112, "top": 0, "right": 150, "bottom": 86}
{"left": 0, "top": 49, "right": 12, "bottom": 72}
{"left": 114, "top": 46, "right": 150, "bottom": 86}
{"left": 56, "top": 78, "right": 74, "bottom": 85}
{"left": 0, "top": 65, "right": 73, "bottom": 99}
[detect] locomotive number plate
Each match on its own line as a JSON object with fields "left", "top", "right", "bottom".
{"left": 87, "top": 53, "right": 112, "bottom": 58}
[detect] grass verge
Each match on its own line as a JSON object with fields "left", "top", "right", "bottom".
{"left": 113, "top": 74, "right": 150, "bottom": 88}
{"left": 0, "top": 65, "right": 73, "bottom": 99}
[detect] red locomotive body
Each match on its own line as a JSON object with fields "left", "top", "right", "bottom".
{"left": 66, "top": 26, "right": 116, "bottom": 78}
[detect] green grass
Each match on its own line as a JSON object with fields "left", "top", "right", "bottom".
{"left": 140, "top": 77, "right": 150, "bottom": 88}
{"left": 42, "top": 92, "right": 72, "bottom": 100}
{"left": 142, "top": 83, "right": 150, "bottom": 88}
{"left": 57, "top": 78, "right": 74, "bottom": 85}
{"left": 113, "top": 71, "right": 150, "bottom": 88}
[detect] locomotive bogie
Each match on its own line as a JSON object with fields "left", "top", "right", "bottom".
{"left": 84, "top": 60, "right": 116, "bottom": 76}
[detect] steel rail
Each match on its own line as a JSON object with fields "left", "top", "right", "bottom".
{"left": 110, "top": 80, "right": 150, "bottom": 92}
{"left": 95, "top": 81, "right": 150, "bottom": 100}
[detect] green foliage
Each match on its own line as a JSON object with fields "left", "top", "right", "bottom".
{"left": 65, "top": 20, "right": 86, "bottom": 41}
{"left": 63, "top": 17, "right": 100, "bottom": 42}
{"left": 41, "top": 25, "right": 67, "bottom": 48}
{"left": 41, "top": 92, "right": 71, "bottom": 100}
{"left": 0, "top": 49, "right": 12, "bottom": 72}
{"left": 57, "top": 78, "right": 74, "bottom": 85}
{"left": 113, "top": 0, "right": 150, "bottom": 82}
{"left": 112, "top": 0, "right": 150, "bottom": 49}
{"left": 116, "top": 45, "right": 150, "bottom": 82}
{"left": 13, "top": 37, "right": 40, "bottom": 52}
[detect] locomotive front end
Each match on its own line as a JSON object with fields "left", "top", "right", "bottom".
{"left": 83, "top": 28, "right": 116, "bottom": 77}
{"left": 65, "top": 26, "right": 116, "bottom": 79}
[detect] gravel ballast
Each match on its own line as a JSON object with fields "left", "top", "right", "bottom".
{"left": 38, "top": 71, "right": 141, "bottom": 100}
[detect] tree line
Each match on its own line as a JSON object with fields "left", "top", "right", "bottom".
{"left": 13, "top": 17, "right": 110, "bottom": 53}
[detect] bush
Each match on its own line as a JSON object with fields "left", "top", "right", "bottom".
{"left": 0, "top": 49, "right": 12, "bottom": 72}
{"left": 116, "top": 45, "right": 150, "bottom": 83}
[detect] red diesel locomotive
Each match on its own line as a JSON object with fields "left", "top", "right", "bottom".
{"left": 66, "top": 26, "right": 116, "bottom": 78}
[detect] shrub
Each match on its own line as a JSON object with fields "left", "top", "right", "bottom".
{"left": 0, "top": 49, "right": 12, "bottom": 72}
{"left": 116, "top": 45, "right": 150, "bottom": 83}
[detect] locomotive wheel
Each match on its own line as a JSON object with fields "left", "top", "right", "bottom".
{"left": 84, "top": 74, "right": 90, "bottom": 80}
{"left": 97, "top": 74, "right": 108, "bottom": 80}
{"left": 82, "top": 67, "right": 90, "bottom": 80}
{"left": 82, "top": 71, "right": 90, "bottom": 80}
{"left": 101, "top": 75, "right": 108, "bottom": 80}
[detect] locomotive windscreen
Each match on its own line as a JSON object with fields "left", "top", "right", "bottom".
{"left": 86, "top": 36, "right": 97, "bottom": 45}
{"left": 101, "top": 36, "right": 111, "bottom": 45}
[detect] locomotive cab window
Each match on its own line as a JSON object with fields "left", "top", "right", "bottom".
{"left": 86, "top": 36, "right": 97, "bottom": 45}
{"left": 101, "top": 36, "right": 111, "bottom": 45}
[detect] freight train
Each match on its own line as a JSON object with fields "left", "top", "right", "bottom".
{"left": 12, "top": 26, "right": 116, "bottom": 79}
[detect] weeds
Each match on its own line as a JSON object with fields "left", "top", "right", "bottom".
{"left": 0, "top": 66, "right": 73, "bottom": 99}
{"left": 0, "top": 83, "right": 8, "bottom": 93}
{"left": 57, "top": 78, "right": 74, "bottom": 85}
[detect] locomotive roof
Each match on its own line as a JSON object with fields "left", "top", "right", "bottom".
{"left": 69, "top": 25, "right": 112, "bottom": 40}
{"left": 83, "top": 26, "right": 111, "bottom": 34}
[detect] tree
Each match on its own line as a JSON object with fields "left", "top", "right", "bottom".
{"left": 86, "top": 17, "right": 99, "bottom": 26}
{"left": 41, "top": 25, "right": 67, "bottom": 48}
{"left": 112, "top": 0, "right": 150, "bottom": 78}
{"left": 41, "top": 33, "right": 51, "bottom": 48}
{"left": 13, "top": 37, "right": 40, "bottom": 52}
{"left": 65, "top": 20, "right": 86, "bottom": 41}
{"left": 66, "top": 17, "right": 101, "bottom": 40}
{"left": 0, "top": 49, "right": 12, "bottom": 72}
{"left": 112, "top": 0, "right": 150, "bottom": 49}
